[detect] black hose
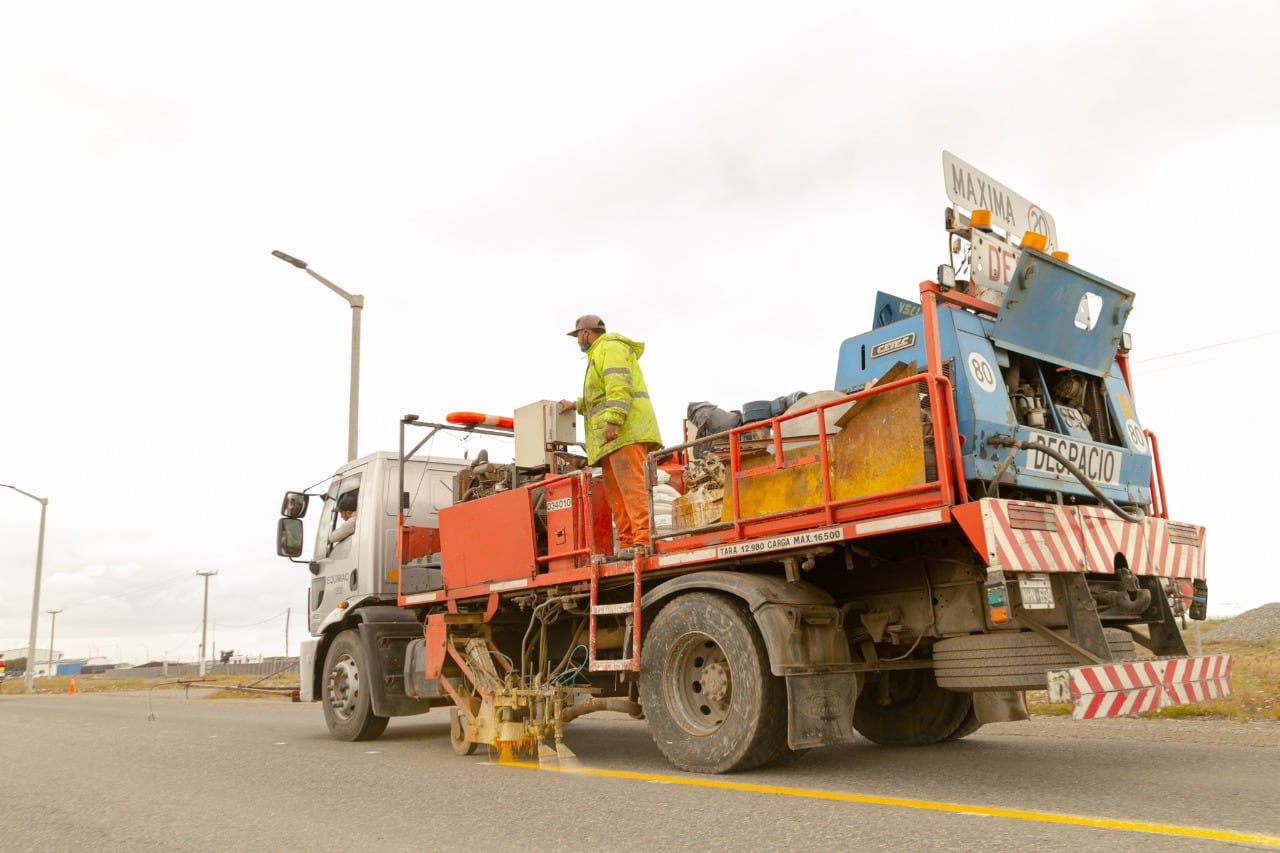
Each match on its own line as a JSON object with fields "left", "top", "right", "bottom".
{"left": 987, "top": 436, "right": 1146, "bottom": 524}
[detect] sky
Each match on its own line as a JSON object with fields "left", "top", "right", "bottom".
{"left": 2, "top": 2, "right": 1278, "bottom": 665}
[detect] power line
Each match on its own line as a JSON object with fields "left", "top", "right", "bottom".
{"left": 1136, "top": 330, "right": 1278, "bottom": 364}
{"left": 54, "top": 571, "right": 191, "bottom": 611}
{"left": 218, "top": 609, "right": 289, "bottom": 629}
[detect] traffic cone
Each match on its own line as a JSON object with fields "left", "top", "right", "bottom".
{"left": 68, "top": 677, "right": 77, "bottom": 695}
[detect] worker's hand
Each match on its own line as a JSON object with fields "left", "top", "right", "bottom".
{"left": 603, "top": 423, "right": 619, "bottom": 442}
{"left": 559, "top": 399, "right": 575, "bottom": 415}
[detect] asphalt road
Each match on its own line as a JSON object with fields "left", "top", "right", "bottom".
{"left": 1, "top": 691, "right": 1277, "bottom": 852}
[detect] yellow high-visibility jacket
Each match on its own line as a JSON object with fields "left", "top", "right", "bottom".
{"left": 574, "top": 333, "right": 662, "bottom": 465}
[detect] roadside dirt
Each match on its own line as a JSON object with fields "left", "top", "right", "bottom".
{"left": 984, "top": 715, "right": 1280, "bottom": 747}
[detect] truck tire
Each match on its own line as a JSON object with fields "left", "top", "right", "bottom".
{"left": 944, "top": 704, "right": 983, "bottom": 741}
{"left": 639, "top": 592, "right": 788, "bottom": 774}
{"left": 321, "top": 630, "right": 390, "bottom": 741}
{"left": 932, "top": 629, "right": 1136, "bottom": 691}
{"left": 853, "top": 667, "right": 972, "bottom": 747}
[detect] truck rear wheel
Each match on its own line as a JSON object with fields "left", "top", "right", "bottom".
{"left": 322, "top": 630, "right": 389, "bottom": 742}
{"left": 944, "top": 704, "right": 983, "bottom": 741}
{"left": 639, "top": 592, "right": 787, "bottom": 774}
{"left": 853, "top": 667, "right": 971, "bottom": 746}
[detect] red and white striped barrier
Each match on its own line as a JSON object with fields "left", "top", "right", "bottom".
{"left": 972, "top": 499, "right": 1205, "bottom": 581}
{"left": 1046, "top": 655, "right": 1233, "bottom": 720}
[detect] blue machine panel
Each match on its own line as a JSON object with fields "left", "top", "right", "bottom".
{"left": 871, "top": 291, "right": 922, "bottom": 329}
{"left": 834, "top": 314, "right": 927, "bottom": 393}
{"left": 993, "top": 250, "right": 1134, "bottom": 378}
{"left": 833, "top": 279, "right": 1152, "bottom": 507}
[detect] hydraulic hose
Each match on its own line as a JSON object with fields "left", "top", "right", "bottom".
{"left": 987, "top": 436, "right": 1146, "bottom": 524}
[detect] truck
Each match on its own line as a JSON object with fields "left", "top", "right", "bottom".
{"left": 276, "top": 152, "right": 1231, "bottom": 774}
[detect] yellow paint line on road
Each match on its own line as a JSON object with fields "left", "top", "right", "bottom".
{"left": 501, "top": 759, "right": 1280, "bottom": 847}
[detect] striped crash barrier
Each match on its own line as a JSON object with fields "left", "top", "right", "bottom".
{"left": 1045, "top": 655, "right": 1233, "bottom": 720}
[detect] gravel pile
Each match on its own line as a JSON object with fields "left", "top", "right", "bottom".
{"left": 1203, "top": 601, "right": 1280, "bottom": 641}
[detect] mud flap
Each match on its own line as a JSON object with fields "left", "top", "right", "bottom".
{"left": 785, "top": 672, "right": 861, "bottom": 750}
{"left": 358, "top": 620, "right": 431, "bottom": 718}
{"left": 972, "top": 690, "right": 1029, "bottom": 723}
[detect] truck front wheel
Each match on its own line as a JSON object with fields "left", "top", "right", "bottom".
{"left": 322, "top": 630, "right": 389, "bottom": 741}
{"left": 639, "top": 592, "right": 787, "bottom": 774}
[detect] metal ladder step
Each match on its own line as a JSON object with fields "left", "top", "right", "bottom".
{"left": 587, "top": 559, "right": 643, "bottom": 673}
{"left": 590, "top": 603, "right": 633, "bottom": 615}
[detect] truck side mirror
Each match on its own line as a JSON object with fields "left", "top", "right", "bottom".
{"left": 277, "top": 517, "right": 304, "bottom": 558}
{"left": 281, "top": 492, "right": 309, "bottom": 519}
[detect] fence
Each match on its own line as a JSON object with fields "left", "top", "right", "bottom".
{"left": 103, "top": 658, "right": 299, "bottom": 680}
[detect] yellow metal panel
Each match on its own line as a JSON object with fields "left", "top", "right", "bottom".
{"left": 730, "top": 363, "right": 926, "bottom": 520}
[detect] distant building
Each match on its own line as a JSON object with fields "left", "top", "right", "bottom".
{"left": 0, "top": 647, "right": 63, "bottom": 677}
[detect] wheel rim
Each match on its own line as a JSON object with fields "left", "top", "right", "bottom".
{"left": 662, "top": 632, "right": 732, "bottom": 736}
{"left": 328, "top": 653, "right": 360, "bottom": 721}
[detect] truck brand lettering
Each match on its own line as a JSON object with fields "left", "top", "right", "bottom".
{"left": 871, "top": 333, "right": 915, "bottom": 359}
{"left": 1026, "top": 430, "right": 1121, "bottom": 485}
{"left": 546, "top": 497, "right": 572, "bottom": 511}
{"left": 716, "top": 528, "right": 844, "bottom": 558}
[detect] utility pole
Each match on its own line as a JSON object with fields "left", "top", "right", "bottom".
{"left": 197, "top": 571, "right": 217, "bottom": 676}
{"left": 285, "top": 607, "right": 291, "bottom": 659}
{"left": 46, "top": 609, "right": 62, "bottom": 677}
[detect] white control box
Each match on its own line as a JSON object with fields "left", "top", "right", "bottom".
{"left": 515, "top": 400, "right": 578, "bottom": 468}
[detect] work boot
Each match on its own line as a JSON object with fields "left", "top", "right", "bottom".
{"left": 614, "top": 547, "right": 636, "bottom": 560}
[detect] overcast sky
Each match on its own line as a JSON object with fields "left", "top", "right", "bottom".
{"left": 2, "top": 2, "right": 1277, "bottom": 665}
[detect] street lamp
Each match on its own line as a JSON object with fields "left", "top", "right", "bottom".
{"left": 271, "top": 250, "right": 364, "bottom": 462}
{"left": 0, "top": 482, "right": 48, "bottom": 694}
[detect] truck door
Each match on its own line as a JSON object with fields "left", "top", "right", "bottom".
{"left": 308, "top": 468, "right": 366, "bottom": 634}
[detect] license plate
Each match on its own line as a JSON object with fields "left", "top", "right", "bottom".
{"left": 1019, "top": 574, "right": 1054, "bottom": 609}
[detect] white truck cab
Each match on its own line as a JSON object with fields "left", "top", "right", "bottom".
{"left": 278, "top": 451, "right": 467, "bottom": 707}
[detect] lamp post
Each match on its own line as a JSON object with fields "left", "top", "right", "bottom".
{"left": 1, "top": 483, "right": 48, "bottom": 694}
{"left": 271, "top": 250, "right": 364, "bottom": 462}
{"left": 47, "top": 609, "right": 61, "bottom": 677}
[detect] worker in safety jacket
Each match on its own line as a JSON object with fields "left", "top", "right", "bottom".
{"left": 560, "top": 314, "right": 662, "bottom": 560}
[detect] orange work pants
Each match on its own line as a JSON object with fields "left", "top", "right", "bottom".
{"left": 600, "top": 442, "right": 652, "bottom": 549}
